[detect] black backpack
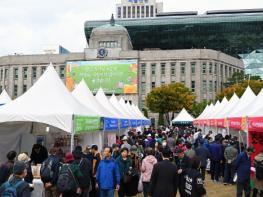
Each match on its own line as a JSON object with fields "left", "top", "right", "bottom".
{"left": 40, "top": 158, "right": 54, "bottom": 183}
{"left": 57, "top": 164, "right": 78, "bottom": 193}
{"left": 255, "top": 160, "right": 263, "bottom": 180}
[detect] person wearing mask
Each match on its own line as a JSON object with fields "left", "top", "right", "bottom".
{"left": 112, "top": 144, "right": 120, "bottom": 159}
{"left": 208, "top": 136, "right": 223, "bottom": 183}
{"left": 17, "top": 153, "right": 33, "bottom": 189}
{"left": 30, "top": 144, "right": 48, "bottom": 165}
{"left": 96, "top": 147, "right": 120, "bottom": 197}
{"left": 141, "top": 148, "right": 157, "bottom": 197}
{"left": 148, "top": 147, "right": 178, "bottom": 197}
{"left": 174, "top": 148, "right": 190, "bottom": 196}
{"left": 116, "top": 147, "right": 132, "bottom": 197}
{"left": 73, "top": 149, "right": 92, "bottom": 197}
{"left": 90, "top": 144, "right": 102, "bottom": 197}
{"left": 223, "top": 140, "right": 238, "bottom": 185}
{"left": 0, "top": 150, "right": 17, "bottom": 186}
{"left": 182, "top": 156, "right": 206, "bottom": 197}
{"left": 0, "top": 161, "right": 31, "bottom": 197}
{"left": 236, "top": 146, "right": 254, "bottom": 197}
{"left": 57, "top": 152, "right": 83, "bottom": 197}
{"left": 253, "top": 149, "right": 263, "bottom": 197}
{"left": 121, "top": 136, "right": 131, "bottom": 151}
{"left": 195, "top": 139, "right": 210, "bottom": 181}
{"left": 41, "top": 147, "right": 61, "bottom": 197}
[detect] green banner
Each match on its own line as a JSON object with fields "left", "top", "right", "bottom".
{"left": 74, "top": 116, "right": 101, "bottom": 134}
{"left": 66, "top": 60, "right": 138, "bottom": 94}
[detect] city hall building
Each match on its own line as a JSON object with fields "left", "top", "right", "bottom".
{"left": 2, "top": 5, "right": 263, "bottom": 120}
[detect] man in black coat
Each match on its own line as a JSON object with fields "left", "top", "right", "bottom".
{"left": 195, "top": 139, "right": 210, "bottom": 181}
{"left": 149, "top": 148, "right": 177, "bottom": 197}
{"left": 174, "top": 148, "right": 190, "bottom": 196}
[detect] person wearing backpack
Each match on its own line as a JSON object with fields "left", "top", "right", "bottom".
{"left": 72, "top": 149, "right": 92, "bottom": 197}
{"left": 253, "top": 149, "right": 263, "bottom": 197}
{"left": 96, "top": 147, "right": 120, "bottom": 197}
{"left": 57, "top": 152, "right": 83, "bottom": 197}
{"left": 0, "top": 161, "right": 31, "bottom": 197}
{"left": 40, "top": 147, "right": 60, "bottom": 197}
{"left": 0, "top": 151, "right": 17, "bottom": 186}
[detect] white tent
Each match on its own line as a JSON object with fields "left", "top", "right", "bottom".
{"left": 242, "top": 89, "right": 263, "bottom": 116}
{"left": 72, "top": 79, "right": 116, "bottom": 118}
{"left": 228, "top": 86, "right": 256, "bottom": 118}
{"left": 195, "top": 105, "right": 209, "bottom": 121}
{"left": 0, "top": 65, "right": 100, "bottom": 162}
{"left": 131, "top": 103, "right": 148, "bottom": 120}
{"left": 172, "top": 108, "right": 194, "bottom": 123}
{"left": 95, "top": 88, "right": 122, "bottom": 119}
{"left": 201, "top": 103, "right": 215, "bottom": 119}
{"left": 0, "top": 89, "right": 11, "bottom": 105}
{"left": 215, "top": 93, "right": 239, "bottom": 119}
{"left": 119, "top": 98, "right": 137, "bottom": 119}
{"left": 204, "top": 100, "right": 220, "bottom": 119}
{"left": 109, "top": 94, "right": 132, "bottom": 119}
{"left": 0, "top": 65, "right": 98, "bottom": 132}
{"left": 212, "top": 97, "right": 229, "bottom": 118}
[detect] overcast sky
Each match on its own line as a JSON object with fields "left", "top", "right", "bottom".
{"left": 0, "top": 0, "right": 262, "bottom": 56}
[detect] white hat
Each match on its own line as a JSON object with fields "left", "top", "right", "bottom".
{"left": 122, "top": 136, "right": 128, "bottom": 141}
{"left": 147, "top": 134, "right": 152, "bottom": 137}
{"left": 18, "top": 153, "right": 30, "bottom": 162}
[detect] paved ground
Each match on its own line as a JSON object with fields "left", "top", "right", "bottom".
{"left": 114, "top": 175, "right": 236, "bottom": 197}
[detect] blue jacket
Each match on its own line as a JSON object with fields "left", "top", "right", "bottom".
{"left": 208, "top": 142, "right": 223, "bottom": 161}
{"left": 236, "top": 151, "right": 251, "bottom": 183}
{"left": 96, "top": 158, "right": 120, "bottom": 190}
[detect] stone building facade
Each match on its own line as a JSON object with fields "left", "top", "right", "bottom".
{"left": 0, "top": 21, "right": 244, "bottom": 122}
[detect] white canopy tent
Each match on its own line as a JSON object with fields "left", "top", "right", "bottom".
{"left": 239, "top": 89, "right": 263, "bottom": 116}
{"left": 72, "top": 79, "right": 116, "bottom": 118}
{"left": 95, "top": 88, "right": 123, "bottom": 119}
{"left": 119, "top": 98, "right": 137, "bottom": 119}
{"left": 109, "top": 94, "right": 133, "bottom": 119}
{"left": 215, "top": 93, "right": 240, "bottom": 119}
{"left": 228, "top": 86, "right": 256, "bottom": 118}
{"left": 0, "top": 65, "right": 99, "bottom": 162}
{"left": 172, "top": 108, "right": 194, "bottom": 124}
{"left": 212, "top": 97, "right": 229, "bottom": 118}
{"left": 0, "top": 89, "right": 11, "bottom": 105}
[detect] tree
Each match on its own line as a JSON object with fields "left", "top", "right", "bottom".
{"left": 142, "top": 108, "right": 148, "bottom": 118}
{"left": 216, "top": 80, "right": 263, "bottom": 100}
{"left": 191, "top": 101, "right": 208, "bottom": 118}
{"left": 146, "top": 83, "right": 196, "bottom": 125}
{"left": 224, "top": 71, "right": 261, "bottom": 88}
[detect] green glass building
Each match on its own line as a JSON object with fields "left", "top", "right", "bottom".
{"left": 85, "top": 9, "right": 263, "bottom": 77}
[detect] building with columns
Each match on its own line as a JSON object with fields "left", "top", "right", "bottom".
{"left": 116, "top": 0, "right": 163, "bottom": 19}
{"left": 0, "top": 12, "right": 247, "bottom": 122}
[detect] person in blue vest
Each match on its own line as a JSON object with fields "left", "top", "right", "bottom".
{"left": 236, "top": 146, "right": 254, "bottom": 197}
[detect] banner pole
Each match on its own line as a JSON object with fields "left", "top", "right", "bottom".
{"left": 71, "top": 115, "right": 75, "bottom": 152}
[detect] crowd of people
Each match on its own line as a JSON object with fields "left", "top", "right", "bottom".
{"left": 0, "top": 126, "right": 262, "bottom": 197}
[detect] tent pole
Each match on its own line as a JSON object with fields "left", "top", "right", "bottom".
{"left": 70, "top": 115, "right": 75, "bottom": 152}
{"left": 245, "top": 116, "right": 249, "bottom": 147}
{"left": 238, "top": 130, "right": 241, "bottom": 152}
